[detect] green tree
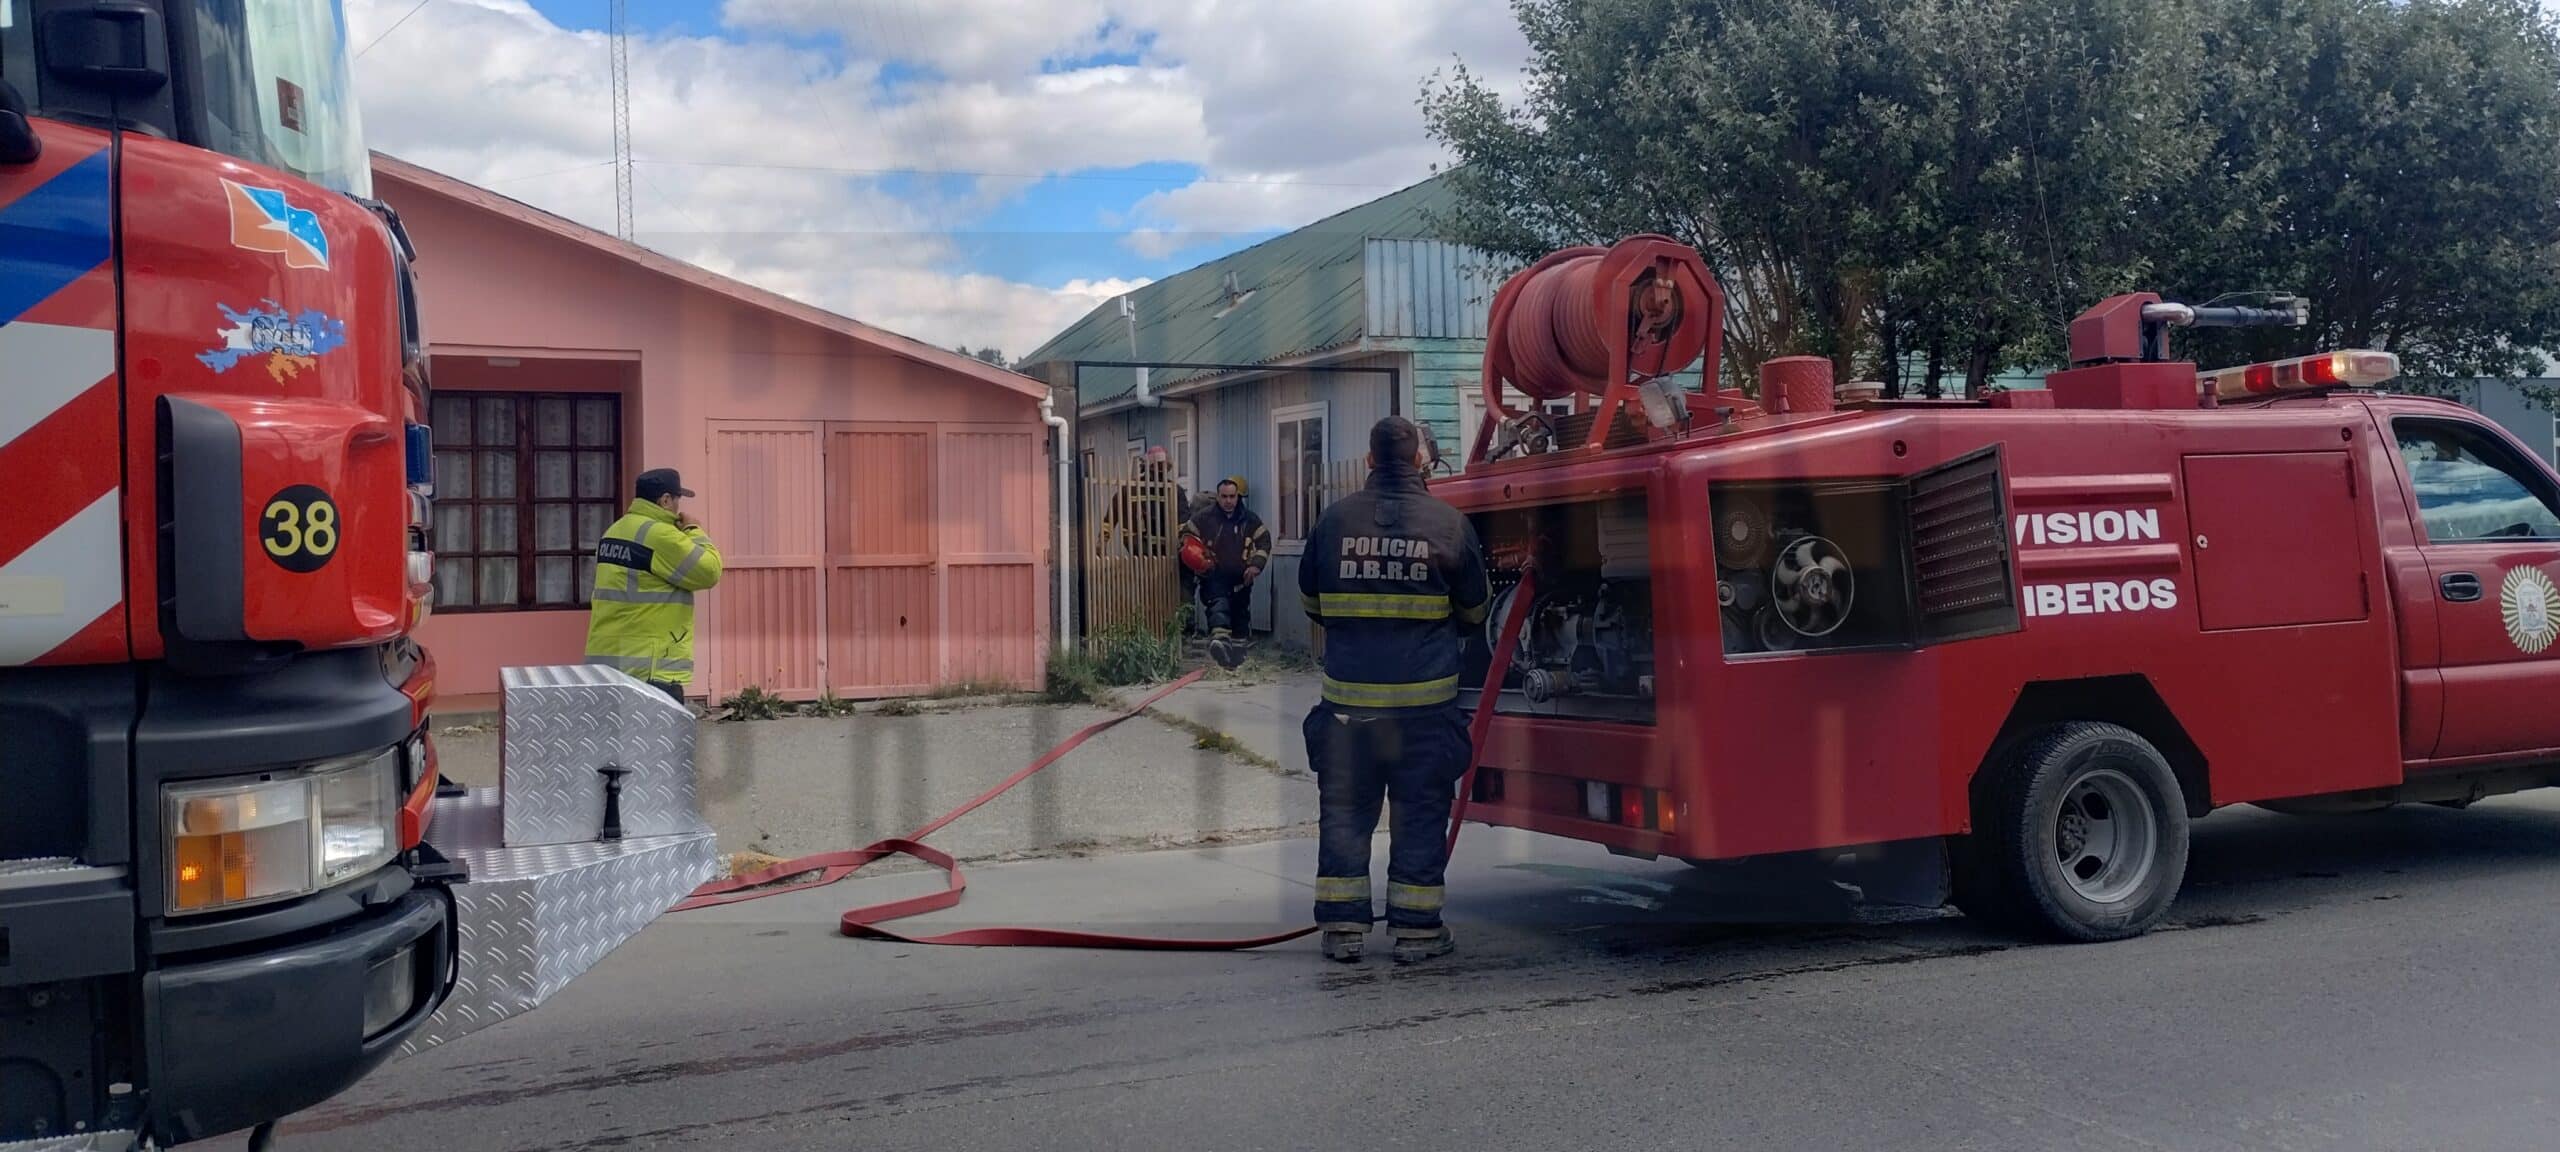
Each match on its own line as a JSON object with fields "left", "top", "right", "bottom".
{"left": 2159, "top": 0, "right": 2560, "bottom": 393}
{"left": 1424, "top": 0, "right": 2560, "bottom": 400}
{"left": 1422, "top": 0, "right": 2205, "bottom": 395}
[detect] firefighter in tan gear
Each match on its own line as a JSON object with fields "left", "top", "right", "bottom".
{"left": 587, "top": 468, "right": 724, "bottom": 702}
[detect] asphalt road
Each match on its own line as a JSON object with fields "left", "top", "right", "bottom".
{"left": 232, "top": 795, "right": 2560, "bottom": 1152}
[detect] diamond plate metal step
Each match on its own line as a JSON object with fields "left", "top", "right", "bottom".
{"left": 0, "top": 1130, "right": 139, "bottom": 1152}
{"left": 499, "top": 664, "right": 703, "bottom": 847}
{"left": 405, "top": 786, "right": 716, "bottom": 1056}
{"left": 0, "top": 857, "right": 81, "bottom": 879}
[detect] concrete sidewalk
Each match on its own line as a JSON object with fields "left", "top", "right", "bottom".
{"left": 1138, "top": 668, "right": 1323, "bottom": 777}
{"left": 432, "top": 692, "right": 1320, "bottom": 864}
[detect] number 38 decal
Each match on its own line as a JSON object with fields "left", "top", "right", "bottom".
{"left": 262, "top": 484, "right": 341, "bottom": 573}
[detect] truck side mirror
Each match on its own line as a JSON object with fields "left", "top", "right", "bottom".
{"left": 0, "top": 79, "right": 38, "bottom": 165}
{"left": 41, "top": 2, "right": 170, "bottom": 97}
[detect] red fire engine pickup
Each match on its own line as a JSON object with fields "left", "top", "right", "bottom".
{"left": 1446, "top": 237, "right": 2560, "bottom": 942}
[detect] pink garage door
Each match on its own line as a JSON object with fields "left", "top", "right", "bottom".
{"left": 704, "top": 422, "right": 825, "bottom": 699}
{"left": 704, "top": 419, "right": 1043, "bottom": 701}
{"left": 935, "top": 427, "right": 1041, "bottom": 689}
{"left": 829, "top": 423, "right": 938, "bottom": 694}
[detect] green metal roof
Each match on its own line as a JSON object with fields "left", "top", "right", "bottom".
{"left": 1022, "top": 175, "right": 1460, "bottom": 407}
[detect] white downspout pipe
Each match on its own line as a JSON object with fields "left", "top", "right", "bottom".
{"left": 1041, "top": 392, "right": 1073, "bottom": 655}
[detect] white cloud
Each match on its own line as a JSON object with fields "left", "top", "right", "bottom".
{"left": 343, "top": 0, "right": 1531, "bottom": 353}
{"left": 721, "top": 0, "right": 1126, "bottom": 83}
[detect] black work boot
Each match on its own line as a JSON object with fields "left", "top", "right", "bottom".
{"left": 1392, "top": 927, "right": 1455, "bottom": 965}
{"left": 1321, "top": 928, "right": 1366, "bottom": 963}
{"left": 1208, "top": 629, "right": 1243, "bottom": 670}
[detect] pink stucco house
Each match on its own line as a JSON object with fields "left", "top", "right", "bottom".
{"left": 373, "top": 155, "right": 1055, "bottom": 710}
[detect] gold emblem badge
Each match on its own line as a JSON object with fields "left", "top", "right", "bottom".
{"left": 2500, "top": 567, "right": 2559, "bottom": 656}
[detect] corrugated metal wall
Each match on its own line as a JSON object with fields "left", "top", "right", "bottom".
{"left": 1365, "top": 239, "right": 1505, "bottom": 342}
{"left": 1186, "top": 358, "right": 1398, "bottom": 650}
{"left": 706, "top": 419, "right": 1044, "bottom": 700}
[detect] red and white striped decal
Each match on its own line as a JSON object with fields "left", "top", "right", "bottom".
{"left": 0, "top": 130, "right": 126, "bottom": 667}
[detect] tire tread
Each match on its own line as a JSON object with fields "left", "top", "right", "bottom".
{"left": 1967, "top": 721, "right": 2188, "bottom": 942}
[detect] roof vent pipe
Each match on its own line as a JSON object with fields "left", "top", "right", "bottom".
{"left": 1121, "top": 296, "right": 1155, "bottom": 407}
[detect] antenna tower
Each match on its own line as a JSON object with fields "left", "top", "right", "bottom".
{"left": 610, "top": 0, "right": 634, "bottom": 240}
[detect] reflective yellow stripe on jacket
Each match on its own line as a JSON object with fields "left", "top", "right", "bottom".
{"left": 1321, "top": 674, "right": 1461, "bottom": 709}
{"left": 1315, "top": 592, "right": 1451, "bottom": 620}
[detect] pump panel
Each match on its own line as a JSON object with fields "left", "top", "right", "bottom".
{"left": 1460, "top": 494, "right": 1658, "bottom": 724}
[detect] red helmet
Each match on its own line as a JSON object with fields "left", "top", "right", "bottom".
{"left": 1180, "top": 536, "right": 1212, "bottom": 575}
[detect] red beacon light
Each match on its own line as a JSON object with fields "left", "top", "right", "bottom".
{"left": 2198, "top": 349, "right": 2400, "bottom": 402}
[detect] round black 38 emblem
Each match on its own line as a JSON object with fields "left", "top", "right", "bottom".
{"left": 260, "top": 484, "right": 340, "bottom": 573}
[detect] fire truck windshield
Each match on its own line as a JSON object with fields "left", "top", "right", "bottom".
{"left": 187, "top": 0, "right": 371, "bottom": 197}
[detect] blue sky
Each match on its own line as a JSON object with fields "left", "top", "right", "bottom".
{"left": 524, "top": 0, "right": 1267, "bottom": 282}
{"left": 345, "top": 0, "right": 1527, "bottom": 352}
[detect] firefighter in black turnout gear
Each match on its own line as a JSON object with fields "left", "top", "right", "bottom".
{"left": 1183, "top": 476, "right": 1271, "bottom": 669}
{"left": 1299, "top": 416, "right": 1492, "bottom": 964}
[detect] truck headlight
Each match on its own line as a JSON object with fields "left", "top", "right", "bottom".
{"left": 165, "top": 748, "right": 402, "bottom": 916}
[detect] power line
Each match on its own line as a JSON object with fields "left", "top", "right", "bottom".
{"left": 632, "top": 164, "right": 717, "bottom": 238}
{"left": 485, "top": 160, "right": 619, "bottom": 187}
{"left": 632, "top": 157, "right": 1405, "bottom": 190}
{"left": 356, "top": 0, "right": 436, "bottom": 60}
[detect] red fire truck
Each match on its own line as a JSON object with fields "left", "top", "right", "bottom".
{"left": 4, "top": 2, "right": 451, "bottom": 1146}
{"left": 1448, "top": 237, "right": 2560, "bottom": 942}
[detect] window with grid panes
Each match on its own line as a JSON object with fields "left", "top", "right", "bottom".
{"left": 429, "top": 392, "right": 623, "bottom": 611}
{"left": 1272, "top": 402, "right": 1327, "bottom": 544}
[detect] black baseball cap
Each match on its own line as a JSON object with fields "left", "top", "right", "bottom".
{"left": 636, "top": 468, "right": 694, "bottom": 501}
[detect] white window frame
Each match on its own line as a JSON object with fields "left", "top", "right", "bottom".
{"left": 1272, "top": 401, "right": 1329, "bottom": 554}
{"left": 1170, "top": 428, "right": 1195, "bottom": 497}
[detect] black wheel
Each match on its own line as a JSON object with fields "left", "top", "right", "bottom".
{"left": 1963, "top": 722, "right": 2189, "bottom": 942}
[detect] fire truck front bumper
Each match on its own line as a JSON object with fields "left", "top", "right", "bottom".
{"left": 146, "top": 887, "right": 452, "bottom": 1146}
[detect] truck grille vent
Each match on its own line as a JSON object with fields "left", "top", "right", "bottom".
{"left": 1906, "top": 446, "right": 2019, "bottom": 642}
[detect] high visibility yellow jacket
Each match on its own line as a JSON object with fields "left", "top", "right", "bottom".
{"left": 584, "top": 500, "right": 724, "bottom": 686}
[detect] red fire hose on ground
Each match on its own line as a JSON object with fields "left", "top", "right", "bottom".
{"left": 672, "top": 569, "right": 1539, "bottom": 952}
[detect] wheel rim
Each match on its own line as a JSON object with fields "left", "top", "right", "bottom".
{"left": 2054, "top": 766, "right": 2158, "bottom": 905}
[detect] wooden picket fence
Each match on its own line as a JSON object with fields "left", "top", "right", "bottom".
{"left": 1077, "top": 455, "right": 1398, "bottom": 644}
{"left": 1081, "top": 453, "right": 1189, "bottom": 638}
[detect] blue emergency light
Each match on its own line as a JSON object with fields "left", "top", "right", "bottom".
{"left": 405, "top": 422, "right": 434, "bottom": 494}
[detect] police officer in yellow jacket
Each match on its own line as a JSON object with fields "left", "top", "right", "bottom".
{"left": 586, "top": 469, "right": 724, "bottom": 702}
{"left": 1299, "top": 417, "right": 1491, "bottom": 964}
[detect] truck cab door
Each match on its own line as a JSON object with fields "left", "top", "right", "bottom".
{"left": 2385, "top": 412, "right": 2560, "bottom": 763}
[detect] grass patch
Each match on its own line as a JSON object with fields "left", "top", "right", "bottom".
{"left": 806, "top": 691, "right": 861, "bottom": 718}
{"left": 1046, "top": 622, "right": 1186, "bottom": 704}
{"left": 1192, "top": 729, "right": 1249, "bottom": 756}
{"left": 1144, "top": 708, "right": 1288, "bottom": 775}
{"left": 711, "top": 680, "right": 1034, "bottom": 721}
{"left": 715, "top": 684, "right": 793, "bottom": 722}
